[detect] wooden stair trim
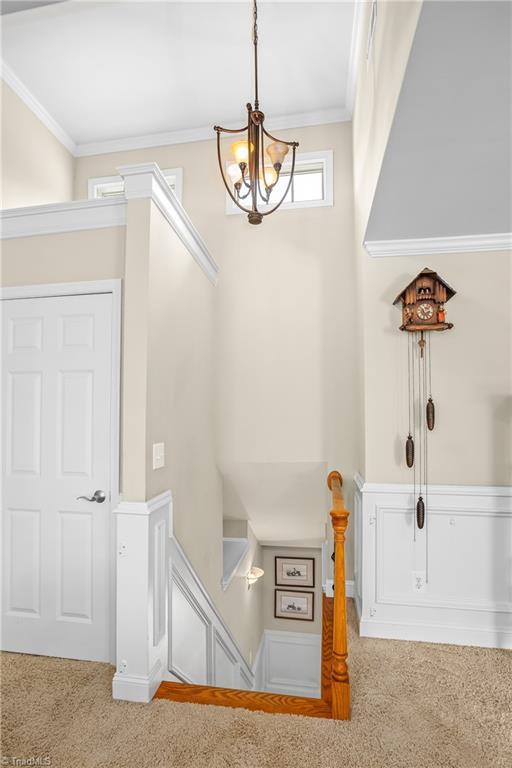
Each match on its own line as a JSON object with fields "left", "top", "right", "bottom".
{"left": 155, "top": 593, "right": 335, "bottom": 719}
{"left": 155, "top": 471, "right": 350, "bottom": 720}
{"left": 321, "top": 594, "right": 334, "bottom": 705}
{"left": 327, "top": 470, "right": 351, "bottom": 720}
{"left": 155, "top": 681, "right": 332, "bottom": 718}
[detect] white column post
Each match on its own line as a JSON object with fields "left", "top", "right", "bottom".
{"left": 112, "top": 491, "right": 172, "bottom": 702}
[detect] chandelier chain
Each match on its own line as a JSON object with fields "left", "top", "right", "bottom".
{"left": 253, "top": 0, "right": 259, "bottom": 108}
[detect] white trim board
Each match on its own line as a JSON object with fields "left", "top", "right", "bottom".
{"left": 358, "top": 617, "right": 512, "bottom": 650}
{"left": 0, "top": 198, "right": 126, "bottom": 240}
{"left": 113, "top": 491, "right": 171, "bottom": 702}
{"left": 118, "top": 163, "right": 219, "bottom": 285}
{"left": 364, "top": 233, "right": 512, "bottom": 257}
{"left": 354, "top": 473, "right": 512, "bottom": 498}
{"left": 0, "top": 164, "right": 219, "bottom": 287}
{"left": 324, "top": 579, "right": 354, "bottom": 599}
{"left": 87, "top": 167, "right": 184, "bottom": 205}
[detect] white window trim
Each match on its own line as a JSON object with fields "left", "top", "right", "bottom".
{"left": 88, "top": 167, "right": 183, "bottom": 204}
{"left": 225, "top": 150, "right": 334, "bottom": 216}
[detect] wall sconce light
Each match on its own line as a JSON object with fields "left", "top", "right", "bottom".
{"left": 246, "top": 566, "right": 264, "bottom": 588}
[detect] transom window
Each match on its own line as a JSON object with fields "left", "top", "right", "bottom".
{"left": 225, "top": 150, "right": 333, "bottom": 215}
{"left": 88, "top": 168, "right": 183, "bottom": 203}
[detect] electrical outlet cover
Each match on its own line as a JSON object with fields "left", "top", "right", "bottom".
{"left": 412, "top": 571, "right": 427, "bottom": 592}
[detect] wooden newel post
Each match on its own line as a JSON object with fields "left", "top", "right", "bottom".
{"left": 327, "top": 470, "right": 350, "bottom": 720}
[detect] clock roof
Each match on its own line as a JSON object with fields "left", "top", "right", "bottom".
{"left": 393, "top": 267, "right": 456, "bottom": 306}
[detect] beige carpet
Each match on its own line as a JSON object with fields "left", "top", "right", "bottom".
{"left": 1, "top": 602, "right": 511, "bottom": 768}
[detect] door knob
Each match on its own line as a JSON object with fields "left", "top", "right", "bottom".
{"left": 76, "top": 490, "right": 106, "bottom": 503}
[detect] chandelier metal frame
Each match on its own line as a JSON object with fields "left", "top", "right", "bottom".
{"left": 214, "top": 0, "right": 299, "bottom": 225}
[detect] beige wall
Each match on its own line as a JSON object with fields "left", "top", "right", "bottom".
{"left": 0, "top": 226, "right": 125, "bottom": 286}
{"left": 140, "top": 201, "right": 263, "bottom": 663}
{"left": 1, "top": 81, "right": 74, "bottom": 208}
{"left": 74, "top": 122, "right": 360, "bottom": 579}
{"left": 363, "top": 250, "right": 512, "bottom": 485}
{"left": 262, "top": 547, "right": 322, "bottom": 635}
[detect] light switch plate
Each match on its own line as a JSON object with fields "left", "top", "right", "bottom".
{"left": 152, "top": 442, "right": 165, "bottom": 470}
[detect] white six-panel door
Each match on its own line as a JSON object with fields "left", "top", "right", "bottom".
{"left": 2, "top": 292, "right": 114, "bottom": 662}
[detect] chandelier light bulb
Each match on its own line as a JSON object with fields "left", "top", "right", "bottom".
{"left": 231, "top": 140, "right": 253, "bottom": 165}
{"left": 259, "top": 164, "right": 278, "bottom": 187}
{"left": 266, "top": 141, "right": 289, "bottom": 168}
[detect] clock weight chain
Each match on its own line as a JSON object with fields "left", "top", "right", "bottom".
{"left": 416, "top": 332, "right": 425, "bottom": 531}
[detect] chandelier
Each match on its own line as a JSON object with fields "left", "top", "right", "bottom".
{"left": 214, "top": 0, "right": 299, "bottom": 225}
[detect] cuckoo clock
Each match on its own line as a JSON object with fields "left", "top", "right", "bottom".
{"left": 394, "top": 268, "right": 456, "bottom": 540}
{"left": 393, "top": 267, "right": 455, "bottom": 333}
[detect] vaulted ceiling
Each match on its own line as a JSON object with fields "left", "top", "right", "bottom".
{"left": 1, "top": 1, "right": 357, "bottom": 155}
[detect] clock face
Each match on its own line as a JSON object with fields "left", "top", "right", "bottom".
{"left": 416, "top": 302, "right": 434, "bottom": 321}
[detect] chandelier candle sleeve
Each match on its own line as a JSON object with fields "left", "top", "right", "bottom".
{"left": 213, "top": 0, "right": 299, "bottom": 224}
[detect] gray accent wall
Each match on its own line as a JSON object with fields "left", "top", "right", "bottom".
{"left": 366, "top": 1, "right": 511, "bottom": 241}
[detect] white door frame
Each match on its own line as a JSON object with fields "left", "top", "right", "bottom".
{"left": 1, "top": 279, "right": 122, "bottom": 663}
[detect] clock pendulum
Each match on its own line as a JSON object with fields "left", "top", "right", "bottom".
{"left": 394, "top": 269, "right": 456, "bottom": 558}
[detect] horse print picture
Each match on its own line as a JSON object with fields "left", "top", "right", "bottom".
{"left": 274, "top": 589, "right": 314, "bottom": 621}
{"left": 275, "top": 556, "right": 315, "bottom": 587}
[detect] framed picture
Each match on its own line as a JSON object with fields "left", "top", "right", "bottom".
{"left": 275, "top": 556, "right": 315, "bottom": 588}
{"left": 274, "top": 590, "right": 314, "bottom": 621}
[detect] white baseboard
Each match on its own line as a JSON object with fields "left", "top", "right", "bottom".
{"left": 324, "top": 579, "right": 354, "bottom": 598}
{"left": 112, "top": 661, "right": 163, "bottom": 703}
{"left": 359, "top": 618, "right": 512, "bottom": 650}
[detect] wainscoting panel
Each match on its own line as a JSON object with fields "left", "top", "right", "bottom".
{"left": 167, "top": 537, "right": 255, "bottom": 690}
{"left": 355, "top": 476, "right": 512, "bottom": 648}
{"left": 170, "top": 571, "right": 210, "bottom": 685}
{"left": 254, "top": 630, "right": 321, "bottom": 699}
{"left": 213, "top": 629, "right": 239, "bottom": 689}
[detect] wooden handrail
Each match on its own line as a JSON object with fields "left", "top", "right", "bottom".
{"left": 327, "top": 470, "right": 350, "bottom": 720}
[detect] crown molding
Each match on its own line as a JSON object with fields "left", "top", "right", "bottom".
{"left": 118, "top": 162, "right": 219, "bottom": 285}
{"left": 364, "top": 232, "right": 512, "bottom": 258}
{"left": 345, "top": 0, "right": 366, "bottom": 115}
{"left": 2, "top": 56, "right": 351, "bottom": 158}
{"left": 76, "top": 108, "right": 349, "bottom": 157}
{"left": 1, "top": 60, "right": 77, "bottom": 155}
